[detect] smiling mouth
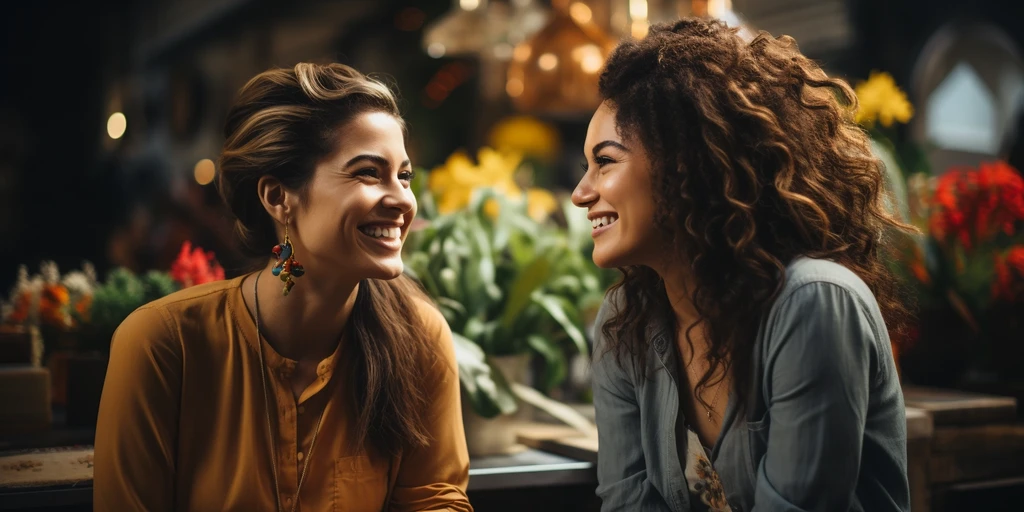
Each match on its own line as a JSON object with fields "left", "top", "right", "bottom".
{"left": 359, "top": 226, "right": 401, "bottom": 240}
{"left": 591, "top": 215, "right": 618, "bottom": 230}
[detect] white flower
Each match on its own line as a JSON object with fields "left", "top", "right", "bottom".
{"left": 62, "top": 272, "right": 95, "bottom": 297}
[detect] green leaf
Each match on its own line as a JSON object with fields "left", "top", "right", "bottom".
{"left": 452, "top": 332, "right": 518, "bottom": 418}
{"left": 501, "top": 257, "right": 552, "bottom": 329}
{"left": 527, "top": 334, "right": 568, "bottom": 392}
{"left": 533, "top": 293, "right": 589, "bottom": 357}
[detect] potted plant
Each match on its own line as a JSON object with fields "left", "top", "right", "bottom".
{"left": 893, "top": 161, "right": 1024, "bottom": 388}
{"left": 404, "top": 147, "right": 611, "bottom": 455}
{"left": 2, "top": 262, "right": 96, "bottom": 406}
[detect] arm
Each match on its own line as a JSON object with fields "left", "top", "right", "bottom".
{"left": 591, "top": 300, "right": 671, "bottom": 512}
{"left": 388, "top": 304, "right": 472, "bottom": 512}
{"left": 93, "top": 306, "right": 182, "bottom": 511}
{"left": 753, "top": 282, "right": 877, "bottom": 511}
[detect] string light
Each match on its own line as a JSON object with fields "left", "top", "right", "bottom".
{"left": 107, "top": 112, "right": 126, "bottom": 140}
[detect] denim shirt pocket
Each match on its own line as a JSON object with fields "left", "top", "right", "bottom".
{"left": 743, "top": 411, "right": 770, "bottom": 487}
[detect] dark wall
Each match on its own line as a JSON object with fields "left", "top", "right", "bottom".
{"left": 848, "top": 0, "right": 1024, "bottom": 86}
{"left": 0, "top": 0, "right": 134, "bottom": 292}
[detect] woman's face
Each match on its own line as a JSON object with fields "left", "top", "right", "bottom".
{"left": 289, "top": 111, "right": 416, "bottom": 282}
{"left": 572, "top": 101, "right": 661, "bottom": 269}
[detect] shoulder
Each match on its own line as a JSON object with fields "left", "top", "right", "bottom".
{"left": 144, "top": 276, "right": 240, "bottom": 317}
{"left": 776, "top": 257, "right": 876, "bottom": 307}
{"left": 112, "top": 276, "right": 242, "bottom": 355}
{"left": 764, "top": 257, "right": 887, "bottom": 357}
{"left": 410, "top": 293, "right": 458, "bottom": 377}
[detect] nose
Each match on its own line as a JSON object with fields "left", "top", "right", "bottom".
{"left": 572, "top": 169, "right": 597, "bottom": 208}
{"left": 381, "top": 180, "right": 416, "bottom": 214}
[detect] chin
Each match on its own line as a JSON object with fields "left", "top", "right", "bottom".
{"left": 365, "top": 261, "right": 405, "bottom": 280}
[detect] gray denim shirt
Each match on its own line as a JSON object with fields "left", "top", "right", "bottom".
{"left": 591, "top": 257, "right": 910, "bottom": 512}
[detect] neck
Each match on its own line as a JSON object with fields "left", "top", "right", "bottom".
{"left": 251, "top": 261, "right": 359, "bottom": 361}
{"left": 651, "top": 258, "right": 706, "bottom": 357}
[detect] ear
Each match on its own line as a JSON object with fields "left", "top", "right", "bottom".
{"left": 257, "top": 175, "right": 297, "bottom": 226}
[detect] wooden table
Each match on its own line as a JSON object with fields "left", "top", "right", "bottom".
{"left": 903, "top": 385, "right": 1024, "bottom": 512}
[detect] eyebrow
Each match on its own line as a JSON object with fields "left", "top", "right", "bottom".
{"left": 344, "top": 154, "right": 412, "bottom": 169}
{"left": 592, "top": 140, "right": 629, "bottom": 156}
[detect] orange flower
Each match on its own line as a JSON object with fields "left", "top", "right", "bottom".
{"left": 6, "top": 291, "right": 32, "bottom": 324}
{"left": 38, "top": 283, "right": 71, "bottom": 329}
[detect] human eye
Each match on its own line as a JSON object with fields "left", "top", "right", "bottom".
{"left": 398, "top": 169, "right": 416, "bottom": 182}
{"left": 354, "top": 168, "right": 379, "bottom": 179}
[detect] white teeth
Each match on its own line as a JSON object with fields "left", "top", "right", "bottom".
{"left": 361, "top": 226, "right": 400, "bottom": 239}
{"left": 590, "top": 216, "right": 618, "bottom": 229}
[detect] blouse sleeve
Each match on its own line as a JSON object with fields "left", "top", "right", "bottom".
{"left": 388, "top": 302, "right": 473, "bottom": 512}
{"left": 752, "top": 282, "right": 880, "bottom": 511}
{"left": 591, "top": 298, "right": 673, "bottom": 511}
{"left": 94, "top": 305, "right": 183, "bottom": 511}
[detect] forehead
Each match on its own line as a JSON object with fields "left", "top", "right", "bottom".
{"left": 586, "top": 102, "right": 621, "bottom": 145}
{"left": 331, "top": 111, "right": 406, "bottom": 156}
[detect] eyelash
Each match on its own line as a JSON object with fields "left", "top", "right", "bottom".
{"left": 356, "top": 168, "right": 416, "bottom": 182}
{"left": 580, "top": 155, "right": 614, "bottom": 172}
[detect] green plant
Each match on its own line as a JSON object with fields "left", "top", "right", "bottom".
{"left": 77, "top": 269, "right": 180, "bottom": 352}
{"left": 404, "top": 189, "right": 611, "bottom": 418}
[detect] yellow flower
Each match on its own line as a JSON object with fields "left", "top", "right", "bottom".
{"left": 525, "top": 188, "right": 558, "bottom": 221}
{"left": 483, "top": 187, "right": 559, "bottom": 222}
{"left": 487, "top": 115, "right": 561, "bottom": 163}
{"left": 854, "top": 71, "right": 914, "bottom": 128}
{"left": 429, "top": 148, "right": 523, "bottom": 214}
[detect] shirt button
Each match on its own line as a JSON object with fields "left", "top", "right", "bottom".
{"left": 297, "top": 451, "right": 304, "bottom": 461}
{"left": 284, "top": 496, "right": 292, "bottom": 506}
{"left": 298, "top": 406, "right": 305, "bottom": 414}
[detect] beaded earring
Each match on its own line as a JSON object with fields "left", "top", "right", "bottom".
{"left": 271, "top": 223, "right": 305, "bottom": 296}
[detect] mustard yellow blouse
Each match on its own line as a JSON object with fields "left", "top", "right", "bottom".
{"left": 94, "top": 275, "right": 472, "bottom": 511}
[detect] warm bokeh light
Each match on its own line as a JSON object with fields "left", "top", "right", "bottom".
{"left": 427, "top": 43, "right": 446, "bottom": 58}
{"left": 513, "top": 44, "right": 532, "bottom": 62}
{"left": 493, "top": 43, "right": 514, "bottom": 60}
{"left": 538, "top": 53, "right": 558, "bottom": 71}
{"left": 631, "top": 21, "right": 649, "bottom": 39}
{"left": 629, "top": 0, "right": 648, "bottom": 19}
{"left": 460, "top": 0, "right": 480, "bottom": 11}
{"left": 107, "top": 112, "right": 126, "bottom": 140}
{"left": 569, "top": 2, "right": 593, "bottom": 25}
{"left": 506, "top": 78, "right": 525, "bottom": 97}
{"left": 194, "top": 159, "right": 216, "bottom": 185}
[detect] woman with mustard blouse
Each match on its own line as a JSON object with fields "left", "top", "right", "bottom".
{"left": 94, "top": 63, "right": 473, "bottom": 511}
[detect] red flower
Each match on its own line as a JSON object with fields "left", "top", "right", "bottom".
{"left": 170, "top": 241, "right": 226, "bottom": 288}
{"left": 992, "top": 246, "right": 1024, "bottom": 302}
{"left": 929, "top": 161, "right": 1024, "bottom": 251}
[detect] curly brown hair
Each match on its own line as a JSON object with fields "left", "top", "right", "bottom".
{"left": 598, "top": 18, "right": 913, "bottom": 414}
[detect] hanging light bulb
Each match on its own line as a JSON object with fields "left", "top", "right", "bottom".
{"left": 423, "top": 0, "right": 505, "bottom": 58}
{"left": 507, "top": 0, "right": 615, "bottom": 115}
{"left": 495, "top": 0, "right": 550, "bottom": 61}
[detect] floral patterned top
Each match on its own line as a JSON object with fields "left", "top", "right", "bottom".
{"left": 682, "top": 427, "right": 732, "bottom": 512}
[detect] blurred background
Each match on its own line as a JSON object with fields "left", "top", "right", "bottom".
{"left": 2, "top": 1, "right": 1024, "bottom": 510}
{"left": 2, "top": 0, "right": 1022, "bottom": 287}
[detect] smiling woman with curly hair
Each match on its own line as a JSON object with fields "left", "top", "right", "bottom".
{"left": 573, "top": 18, "right": 912, "bottom": 512}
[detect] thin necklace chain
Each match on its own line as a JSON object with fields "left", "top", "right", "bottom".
{"left": 685, "top": 353, "right": 726, "bottom": 423}
{"left": 254, "top": 271, "right": 328, "bottom": 512}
